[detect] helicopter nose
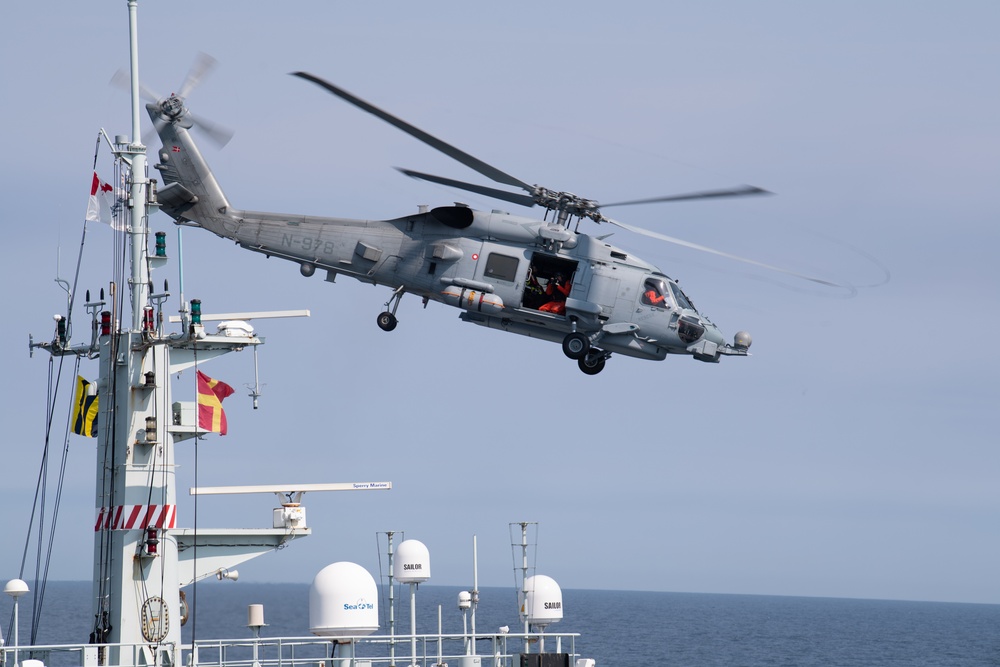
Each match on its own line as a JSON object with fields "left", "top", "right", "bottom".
{"left": 688, "top": 320, "right": 728, "bottom": 363}
{"left": 703, "top": 322, "right": 725, "bottom": 346}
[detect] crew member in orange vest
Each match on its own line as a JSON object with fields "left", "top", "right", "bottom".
{"left": 539, "top": 273, "right": 571, "bottom": 314}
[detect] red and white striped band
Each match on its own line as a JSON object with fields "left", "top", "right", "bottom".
{"left": 95, "top": 505, "right": 177, "bottom": 531}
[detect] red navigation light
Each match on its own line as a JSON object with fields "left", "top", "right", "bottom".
{"left": 145, "top": 527, "right": 159, "bottom": 555}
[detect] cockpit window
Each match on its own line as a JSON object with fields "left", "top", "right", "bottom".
{"left": 669, "top": 282, "right": 696, "bottom": 311}
{"left": 641, "top": 279, "right": 670, "bottom": 308}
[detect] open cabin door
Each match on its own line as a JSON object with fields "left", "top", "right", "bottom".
{"left": 521, "top": 252, "right": 579, "bottom": 314}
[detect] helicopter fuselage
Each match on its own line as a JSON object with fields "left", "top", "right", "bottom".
{"left": 149, "top": 100, "right": 750, "bottom": 373}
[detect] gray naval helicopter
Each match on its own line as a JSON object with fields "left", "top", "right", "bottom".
{"left": 145, "top": 63, "right": 835, "bottom": 374}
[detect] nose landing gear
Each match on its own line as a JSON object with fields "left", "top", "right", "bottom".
{"left": 578, "top": 349, "right": 610, "bottom": 375}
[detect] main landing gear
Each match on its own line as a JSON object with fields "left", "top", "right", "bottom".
{"left": 377, "top": 286, "right": 405, "bottom": 332}
{"left": 561, "top": 331, "right": 611, "bottom": 375}
{"left": 561, "top": 332, "right": 590, "bottom": 359}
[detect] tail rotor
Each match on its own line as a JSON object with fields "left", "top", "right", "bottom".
{"left": 111, "top": 52, "right": 233, "bottom": 148}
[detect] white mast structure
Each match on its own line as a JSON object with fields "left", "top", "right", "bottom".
{"left": 86, "top": 1, "right": 286, "bottom": 662}
{"left": 71, "top": 3, "right": 386, "bottom": 664}
{"left": 19, "top": 5, "right": 392, "bottom": 663}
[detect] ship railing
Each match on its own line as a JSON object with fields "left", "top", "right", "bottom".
{"left": 1, "top": 632, "right": 581, "bottom": 667}
{"left": 1, "top": 641, "right": 179, "bottom": 667}
{"left": 187, "top": 631, "right": 581, "bottom": 667}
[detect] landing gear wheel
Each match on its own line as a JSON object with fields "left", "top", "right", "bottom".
{"left": 578, "top": 353, "right": 607, "bottom": 375}
{"left": 562, "top": 332, "right": 590, "bottom": 360}
{"left": 376, "top": 311, "right": 398, "bottom": 332}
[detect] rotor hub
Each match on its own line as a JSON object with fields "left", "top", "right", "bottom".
{"left": 531, "top": 187, "right": 602, "bottom": 223}
{"left": 159, "top": 95, "right": 185, "bottom": 120}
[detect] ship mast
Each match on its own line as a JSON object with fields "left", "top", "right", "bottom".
{"left": 126, "top": 0, "right": 150, "bottom": 329}
{"left": 87, "top": 3, "right": 178, "bottom": 659}
{"left": 86, "top": 3, "right": 279, "bottom": 663}
{"left": 21, "top": 4, "right": 389, "bottom": 665}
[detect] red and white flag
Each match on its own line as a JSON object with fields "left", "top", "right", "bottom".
{"left": 86, "top": 171, "right": 123, "bottom": 230}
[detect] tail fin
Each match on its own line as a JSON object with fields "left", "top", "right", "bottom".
{"left": 148, "top": 102, "right": 239, "bottom": 239}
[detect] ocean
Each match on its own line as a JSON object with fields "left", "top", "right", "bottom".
{"left": 3, "top": 582, "right": 999, "bottom": 666}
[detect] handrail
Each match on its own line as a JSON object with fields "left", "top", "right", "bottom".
{"left": 1, "top": 632, "right": 580, "bottom": 667}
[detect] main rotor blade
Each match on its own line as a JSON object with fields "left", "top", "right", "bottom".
{"left": 396, "top": 168, "right": 537, "bottom": 208}
{"left": 110, "top": 69, "right": 161, "bottom": 103}
{"left": 600, "top": 185, "right": 771, "bottom": 208}
{"left": 189, "top": 112, "right": 234, "bottom": 148}
{"left": 603, "top": 216, "right": 845, "bottom": 290}
{"left": 177, "top": 52, "right": 218, "bottom": 100}
{"left": 291, "top": 72, "right": 534, "bottom": 193}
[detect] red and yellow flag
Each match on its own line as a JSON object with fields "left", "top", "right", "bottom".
{"left": 197, "top": 370, "right": 235, "bottom": 435}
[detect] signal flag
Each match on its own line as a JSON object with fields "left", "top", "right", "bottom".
{"left": 86, "top": 172, "right": 118, "bottom": 228}
{"left": 72, "top": 376, "right": 99, "bottom": 437}
{"left": 197, "top": 370, "right": 235, "bottom": 435}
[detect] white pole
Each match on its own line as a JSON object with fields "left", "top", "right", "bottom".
{"left": 4, "top": 580, "right": 29, "bottom": 667}
{"left": 409, "top": 583, "right": 417, "bottom": 667}
{"left": 462, "top": 609, "right": 468, "bottom": 655}
{"left": 126, "top": 0, "right": 149, "bottom": 330}
{"left": 521, "top": 524, "right": 529, "bottom": 643}
{"left": 387, "top": 532, "right": 396, "bottom": 667}
{"left": 177, "top": 228, "right": 187, "bottom": 329}
{"left": 436, "top": 605, "right": 442, "bottom": 667}
{"left": 471, "top": 535, "right": 478, "bottom": 644}
{"left": 13, "top": 596, "right": 19, "bottom": 667}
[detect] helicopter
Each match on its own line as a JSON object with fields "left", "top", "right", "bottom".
{"left": 144, "top": 62, "right": 836, "bottom": 375}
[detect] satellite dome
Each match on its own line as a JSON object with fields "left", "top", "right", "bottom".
{"left": 393, "top": 539, "right": 431, "bottom": 584}
{"left": 519, "top": 575, "right": 563, "bottom": 626}
{"left": 309, "top": 562, "right": 379, "bottom": 637}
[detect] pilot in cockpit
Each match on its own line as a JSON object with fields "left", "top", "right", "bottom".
{"left": 643, "top": 279, "right": 668, "bottom": 307}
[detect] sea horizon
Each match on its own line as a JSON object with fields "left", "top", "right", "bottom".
{"left": 23, "top": 579, "right": 1000, "bottom": 607}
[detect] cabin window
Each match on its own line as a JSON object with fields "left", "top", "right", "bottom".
{"left": 484, "top": 253, "right": 519, "bottom": 282}
{"left": 641, "top": 279, "right": 670, "bottom": 308}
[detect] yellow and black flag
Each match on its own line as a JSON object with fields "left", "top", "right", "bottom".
{"left": 72, "top": 375, "right": 99, "bottom": 437}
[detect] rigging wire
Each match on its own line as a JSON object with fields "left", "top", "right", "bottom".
{"left": 191, "top": 348, "right": 201, "bottom": 647}
{"left": 29, "top": 356, "right": 83, "bottom": 644}
{"left": 14, "top": 134, "right": 107, "bottom": 644}
{"left": 92, "top": 156, "right": 131, "bottom": 643}
{"left": 6, "top": 354, "right": 62, "bottom": 646}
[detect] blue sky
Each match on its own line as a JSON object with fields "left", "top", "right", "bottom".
{"left": 1, "top": 2, "right": 998, "bottom": 606}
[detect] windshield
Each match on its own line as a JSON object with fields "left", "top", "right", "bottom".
{"left": 669, "top": 282, "right": 696, "bottom": 311}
